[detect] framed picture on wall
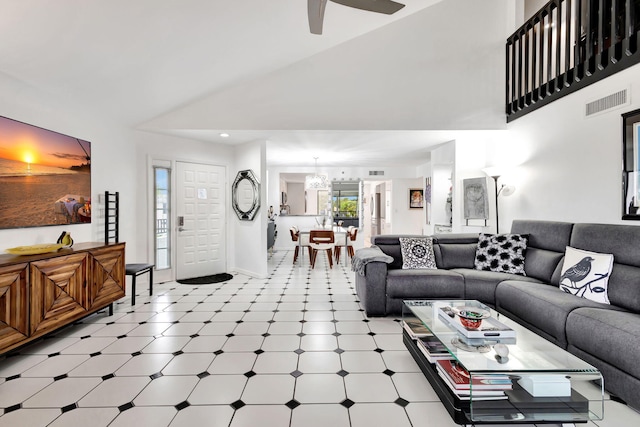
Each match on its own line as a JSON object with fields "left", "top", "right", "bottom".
{"left": 462, "top": 177, "right": 489, "bottom": 220}
{"left": 622, "top": 107, "right": 640, "bottom": 220}
{"left": 409, "top": 188, "right": 424, "bottom": 209}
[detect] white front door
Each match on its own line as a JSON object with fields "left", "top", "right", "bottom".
{"left": 176, "top": 162, "right": 226, "bottom": 280}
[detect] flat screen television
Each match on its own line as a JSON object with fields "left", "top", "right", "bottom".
{"left": 0, "top": 115, "right": 91, "bottom": 229}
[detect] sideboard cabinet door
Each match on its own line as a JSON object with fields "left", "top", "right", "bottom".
{"left": 29, "top": 253, "right": 89, "bottom": 336}
{"left": 87, "top": 244, "right": 125, "bottom": 311}
{"left": 0, "top": 263, "right": 29, "bottom": 350}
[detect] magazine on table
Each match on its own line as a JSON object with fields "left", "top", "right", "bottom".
{"left": 435, "top": 359, "right": 512, "bottom": 390}
{"left": 437, "top": 371, "right": 509, "bottom": 400}
{"left": 415, "top": 335, "right": 452, "bottom": 363}
{"left": 402, "top": 318, "right": 432, "bottom": 339}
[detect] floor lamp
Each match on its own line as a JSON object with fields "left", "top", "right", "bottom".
{"left": 483, "top": 167, "right": 505, "bottom": 234}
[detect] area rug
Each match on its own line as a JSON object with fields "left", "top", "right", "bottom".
{"left": 177, "top": 273, "right": 233, "bottom": 285}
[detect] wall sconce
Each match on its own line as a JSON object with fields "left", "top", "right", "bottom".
{"left": 482, "top": 167, "right": 516, "bottom": 233}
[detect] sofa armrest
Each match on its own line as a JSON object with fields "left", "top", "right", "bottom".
{"left": 355, "top": 261, "right": 389, "bottom": 316}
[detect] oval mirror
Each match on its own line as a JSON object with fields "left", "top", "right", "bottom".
{"left": 232, "top": 169, "right": 260, "bottom": 221}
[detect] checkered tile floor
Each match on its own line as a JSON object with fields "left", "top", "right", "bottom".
{"left": 0, "top": 250, "right": 637, "bottom": 426}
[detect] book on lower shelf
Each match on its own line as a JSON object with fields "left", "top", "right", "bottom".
{"left": 402, "top": 318, "right": 431, "bottom": 339}
{"left": 435, "top": 359, "right": 513, "bottom": 391}
{"left": 437, "top": 370, "right": 509, "bottom": 400}
{"left": 415, "top": 335, "right": 453, "bottom": 363}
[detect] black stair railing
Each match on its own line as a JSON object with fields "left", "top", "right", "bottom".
{"left": 507, "top": 0, "right": 640, "bottom": 122}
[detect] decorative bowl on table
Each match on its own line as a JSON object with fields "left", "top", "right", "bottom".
{"left": 5, "top": 243, "right": 64, "bottom": 255}
{"left": 456, "top": 307, "right": 490, "bottom": 329}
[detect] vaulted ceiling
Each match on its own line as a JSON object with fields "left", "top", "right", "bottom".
{"left": 0, "top": 0, "right": 515, "bottom": 167}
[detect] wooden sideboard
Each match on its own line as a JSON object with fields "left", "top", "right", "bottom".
{"left": 0, "top": 242, "right": 125, "bottom": 354}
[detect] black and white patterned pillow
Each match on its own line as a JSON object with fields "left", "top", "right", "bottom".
{"left": 399, "top": 237, "right": 437, "bottom": 269}
{"left": 474, "top": 233, "right": 528, "bottom": 275}
{"left": 559, "top": 246, "right": 612, "bottom": 304}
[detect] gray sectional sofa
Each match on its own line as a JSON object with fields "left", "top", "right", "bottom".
{"left": 355, "top": 219, "right": 640, "bottom": 410}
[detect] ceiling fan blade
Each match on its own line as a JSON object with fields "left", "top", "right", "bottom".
{"left": 330, "top": 0, "right": 406, "bottom": 15}
{"left": 308, "top": 0, "right": 328, "bottom": 35}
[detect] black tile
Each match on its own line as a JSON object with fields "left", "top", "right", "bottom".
{"left": 395, "top": 397, "right": 409, "bottom": 407}
{"left": 190, "top": 334, "right": 200, "bottom": 338}
{"left": 106, "top": 321, "right": 115, "bottom": 325}
{"left": 293, "top": 349, "right": 305, "bottom": 355}
{"left": 230, "top": 400, "right": 245, "bottom": 410}
{"left": 214, "top": 350, "right": 224, "bottom": 355}
{"left": 175, "top": 400, "right": 190, "bottom": 411}
{"left": 6, "top": 374, "right": 20, "bottom": 381}
{"left": 261, "top": 333, "right": 270, "bottom": 338}
{"left": 61, "top": 403, "right": 77, "bottom": 413}
{"left": 334, "top": 348, "right": 345, "bottom": 354}
{"left": 131, "top": 351, "right": 142, "bottom": 357}
{"left": 204, "top": 320, "right": 212, "bottom": 324}
{"left": 374, "top": 348, "right": 384, "bottom": 353}
{"left": 102, "top": 373, "right": 115, "bottom": 381}
{"left": 4, "top": 404, "right": 21, "bottom": 414}
{"left": 149, "top": 372, "right": 163, "bottom": 380}
{"left": 340, "top": 398, "right": 355, "bottom": 409}
{"left": 80, "top": 335, "right": 91, "bottom": 340}
{"left": 54, "top": 374, "right": 68, "bottom": 381}
{"left": 332, "top": 332, "right": 341, "bottom": 337}
{"left": 235, "top": 320, "right": 243, "bottom": 324}
{"left": 290, "top": 370, "right": 303, "bottom": 378}
{"left": 367, "top": 332, "right": 376, "bottom": 336}
{"left": 285, "top": 399, "right": 300, "bottom": 410}
{"left": 138, "top": 321, "right": 147, "bottom": 325}
{"left": 226, "top": 333, "right": 235, "bottom": 338}
{"left": 197, "top": 371, "right": 210, "bottom": 379}
{"left": 173, "top": 350, "right": 184, "bottom": 356}
{"left": 297, "top": 332, "right": 306, "bottom": 337}
{"left": 383, "top": 369, "right": 395, "bottom": 376}
{"left": 90, "top": 351, "right": 102, "bottom": 357}
{"left": 254, "top": 349, "right": 265, "bottom": 355}
{"left": 118, "top": 402, "right": 135, "bottom": 412}
{"left": 244, "top": 370, "right": 256, "bottom": 378}
{"left": 48, "top": 352, "right": 60, "bottom": 358}
{"left": 336, "top": 370, "right": 349, "bottom": 377}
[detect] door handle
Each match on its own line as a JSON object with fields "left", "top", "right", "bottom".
{"left": 178, "top": 227, "right": 188, "bottom": 232}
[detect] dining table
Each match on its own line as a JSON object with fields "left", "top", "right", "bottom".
{"left": 297, "top": 226, "right": 348, "bottom": 268}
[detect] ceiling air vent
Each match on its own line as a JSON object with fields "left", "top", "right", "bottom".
{"left": 368, "top": 170, "right": 384, "bottom": 176}
{"left": 585, "top": 89, "right": 629, "bottom": 117}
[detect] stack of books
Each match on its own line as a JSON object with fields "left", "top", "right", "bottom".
{"left": 403, "top": 318, "right": 453, "bottom": 363}
{"left": 435, "top": 359, "right": 512, "bottom": 400}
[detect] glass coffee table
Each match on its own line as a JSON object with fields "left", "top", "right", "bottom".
{"left": 403, "top": 300, "right": 604, "bottom": 425}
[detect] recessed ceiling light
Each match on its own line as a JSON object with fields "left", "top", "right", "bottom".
{"left": 220, "top": 133, "right": 230, "bottom": 138}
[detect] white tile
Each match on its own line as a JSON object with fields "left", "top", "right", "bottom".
{"left": 303, "top": 311, "right": 335, "bottom": 321}
{"left": 142, "top": 336, "right": 190, "bottom": 353}
{"left": 344, "top": 373, "right": 399, "bottom": 402}
{"left": 305, "top": 302, "right": 333, "bottom": 311}
{"left": 278, "top": 302, "right": 306, "bottom": 311}
{"left": 337, "top": 335, "right": 377, "bottom": 351}
{"left": 290, "top": 404, "right": 350, "bottom": 427}
{"left": 253, "top": 352, "right": 299, "bottom": 374}
{"left": 229, "top": 405, "right": 291, "bottom": 427}
{"left": 146, "top": 311, "right": 184, "bottom": 323}
{"left": 380, "top": 350, "right": 420, "bottom": 373}
{"left": 101, "top": 336, "right": 155, "bottom": 354}
{"left": 405, "top": 401, "right": 461, "bottom": 427}
{"left": 162, "top": 353, "right": 215, "bottom": 375}
{"left": 21, "top": 354, "right": 90, "bottom": 377}
{"left": 198, "top": 321, "right": 238, "bottom": 335}
{"left": 23, "top": 377, "right": 101, "bottom": 407}
{"left": 373, "top": 333, "right": 406, "bottom": 350}
{"left": 222, "top": 336, "right": 263, "bottom": 352}
{"left": 164, "top": 302, "right": 198, "bottom": 312}
{"left": 241, "top": 374, "right": 295, "bottom": 404}
{"left": 68, "top": 354, "right": 131, "bottom": 377}
{"left": 162, "top": 322, "right": 204, "bottom": 336}
{"left": 241, "top": 311, "right": 275, "bottom": 321}
{"left": 0, "top": 355, "right": 48, "bottom": 377}
{"left": 302, "top": 321, "right": 336, "bottom": 334}
{"left": 47, "top": 407, "right": 119, "bottom": 427}
{"left": 335, "top": 321, "right": 370, "bottom": 334}
{"left": 340, "top": 351, "right": 386, "bottom": 373}
{"left": 366, "top": 319, "right": 402, "bottom": 334}
{"left": 334, "top": 311, "right": 366, "bottom": 321}
{"left": 208, "top": 352, "right": 256, "bottom": 374}
{"left": 273, "top": 311, "right": 305, "bottom": 321}
{"left": 268, "top": 321, "right": 302, "bottom": 335}
{"left": 191, "top": 302, "right": 225, "bottom": 312}
{"left": 19, "top": 337, "right": 80, "bottom": 355}
{"left": 294, "top": 373, "right": 346, "bottom": 403}
{"left": 233, "top": 322, "right": 269, "bottom": 335}
{"left": 350, "top": 403, "right": 412, "bottom": 427}
{"left": 126, "top": 322, "right": 173, "bottom": 337}
{"left": 115, "top": 353, "right": 173, "bottom": 376}
{"left": 90, "top": 322, "right": 138, "bottom": 337}
{"left": 60, "top": 337, "right": 118, "bottom": 354}
{"left": 53, "top": 322, "right": 107, "bottom": 338}
{"left": 108, "top": 406, "right": 177, "bottom": 427}
{"left": 0, "top": 378, "right": 53, "bottom": 407}
{"left": 300, "top": 335, "right": 338, "bottom": 351}
{"left": 169, "top": 405, "right": 234, "bottom": 427}
{"left": 392, "top": 372, "right": 439, "bottom": 401}
{"left": 188, "top": 375, "right": 247, "bottom": 404}
{"left": 78, "top": 376, "right": 151, "bottom": 407}
{"left": 0, "top": 408, "right": 60, "bottom": 427}
{"left": 181, "top": 335, "right": 228, "bottom": 353}
{"left": 261, "top": 335, "right": 300, "bottom": 352}
{"left": 178, "top": 311, "right": 215, "bottom": 322}
{"left": 133, "top": 376, "right": 199, "bottom": 406}
{"left": 298, "top": 351, "right": 342, "bottom": 374}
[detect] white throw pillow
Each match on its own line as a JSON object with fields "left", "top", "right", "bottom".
{"left": 399, "top": 237, "right": 437, "bottom": 269}
{"left": 559, "top": 246, "right": 613, "bottom": 304}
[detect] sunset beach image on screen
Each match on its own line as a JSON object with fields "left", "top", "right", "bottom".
{"left": 0, "top": 115, "right": 91, "bottom": 229}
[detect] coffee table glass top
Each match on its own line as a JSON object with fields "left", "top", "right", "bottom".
{"left": 403, "top": 300, "right": 600, "bottom": 375}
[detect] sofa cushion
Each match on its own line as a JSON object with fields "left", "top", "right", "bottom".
{"left": 559, "top": 246, "right": 613, "bottom": 304}
{"left": 511, "top": 219, "right": 573, "bottom": 253}
{"left": 386, "top": 269, "right": 464, "bottom": 299}
{"left": 399, "top": 237, "right": 437, "bottom": 269}
{"left": 496, "top": 280, "right": 607, "bottom": 348}
{"left": 452, "top": 269, "right": 541, "bottom": 307}
{"left": 566, "top": 307, "right": 640, "bottom": 381}
{"left": 474, "top": 233, "right": 528, "bottom": 275}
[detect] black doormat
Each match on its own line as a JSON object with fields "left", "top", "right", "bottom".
{"left": 177, "top": 273, "right": 233, "bottom": 285}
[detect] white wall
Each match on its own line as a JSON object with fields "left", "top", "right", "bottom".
{"left": 390, "top": 178, "right": 425, "bottom": 234}
{"left": 233, "top": 140, "right": 268, "bottom": 278}
{"left": 0, "top": 73, "right": 136, "bottom": 254}
{"left": 502, "top": 63, "right": 640, "bottom": 229}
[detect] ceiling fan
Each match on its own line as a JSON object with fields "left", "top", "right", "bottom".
{"left": 308, "top": 0, "right": 406, "bottom": 35}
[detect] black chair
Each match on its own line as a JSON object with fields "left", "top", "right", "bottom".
{"left": 105, "top": 191, "right": 154, "bottom": 305}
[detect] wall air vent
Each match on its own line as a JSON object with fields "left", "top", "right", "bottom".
{"left": 368, "top": 170, "right": 384, "bottom": 176}
{"left": 585, "top": 89, "right": 629, "bottom": 117}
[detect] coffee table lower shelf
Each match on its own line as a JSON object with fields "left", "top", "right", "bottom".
{"left": 403, "top": 331, "right": 592, "bottom": 425}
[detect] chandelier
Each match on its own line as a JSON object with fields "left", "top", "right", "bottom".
{"left": 305, "top": 157, "right": 329, "bottom": 189}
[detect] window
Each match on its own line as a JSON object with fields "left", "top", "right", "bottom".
{"left": 154, "top": 167, "right": 170, "bottom": 270}
{"left": 332, "top": 181, "right": 359, "bottom": 219}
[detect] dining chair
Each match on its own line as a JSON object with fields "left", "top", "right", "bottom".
{"left": 347, "top": 227, "right": 358, "bottom": 259}
{"left": 334, "top": 227, "right": 357, "bottom": 264}
{"left": 309, "top": 230, "right": 335, "bottom": 269}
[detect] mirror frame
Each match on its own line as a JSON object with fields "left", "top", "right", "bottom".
{"left": 232, "top": 169, "right": 260, "bottom": 221}
{"left": 623, "top": 108, "right": 640, "bottom": 220}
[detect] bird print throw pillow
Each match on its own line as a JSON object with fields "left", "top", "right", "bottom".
{"left": 559, "top": 246, "right": 613, "bottom": 304}
{"left": 399, "top": 237, "right": 437, "bottom": 269}
{"left": 474, "top": 233, "right": 528, "bottom": 275}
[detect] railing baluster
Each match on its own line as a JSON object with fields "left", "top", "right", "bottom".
{"left": 625, "top": 0, "right": 634, "bottom": 55}
{"left": 525, "top": 26, "right": 530, "bottom": 104}
{"left": 575, "top": 0, "right": 583, "bottom": 80}
{"left": 547, "top": 6, "right": 554, "bottom": 93}
{"left": 539, "top": 12, "right": 546, "bottom": 93}
{"left": 556, "top": 0, "right": 563, "bottom": 88}
{"left": 597, "top": 0, "right": 605, "bottom": 69}
{"left": 532, "top": 19, "right": 539, "bottom": 101}
{"left": 565, "top": 0, "right": 572, "bottom": 84}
